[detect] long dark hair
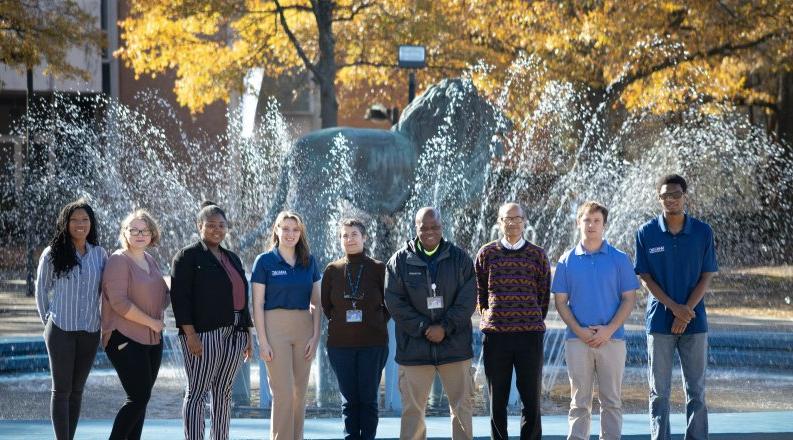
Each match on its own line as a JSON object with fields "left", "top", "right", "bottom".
{"left": 48, "top": 199, "right": 99, "bottom": 278}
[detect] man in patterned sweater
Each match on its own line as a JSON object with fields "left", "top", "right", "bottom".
{"left": 475, "top": 202, "right": 551, "bottom": 440}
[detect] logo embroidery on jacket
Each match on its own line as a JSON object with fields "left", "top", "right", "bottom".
{"left": 649, "top": 246, "right": 665, "bottom": 254}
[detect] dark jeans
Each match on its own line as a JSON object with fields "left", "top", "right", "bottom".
{"left": 483, "top": 331, "right": 544, "bottom": 440}
{"left": 43, "top": 319, "right": 100, "bottom": 440}
{"left": 105, "top": 330, "right": 163, "bottom": 440}
{"left": 327, "top": 345, "right": 389, "bottom": 440}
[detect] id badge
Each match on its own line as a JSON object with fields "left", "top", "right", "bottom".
{"left": 427, "top": 296, "right": 444, "bottom": 309}
{"left": 346, "top": 309, "right": 363, "bottom": 323}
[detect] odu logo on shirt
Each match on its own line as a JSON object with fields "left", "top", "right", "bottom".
{"left": 649, "top": 246, "right": 665, "bottom": 254}
{"left": 271, "top": 270, "right": 288, "bottom": 276}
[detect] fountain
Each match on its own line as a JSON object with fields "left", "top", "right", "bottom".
{"left": 1, "top": 53, "right": 792, "bottom": 421}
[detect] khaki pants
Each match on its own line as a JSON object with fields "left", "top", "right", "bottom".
{"left": 565, "top": 339, "right": 627, "bottom": 440}
{"left": 264, "top": 309, "right": 314, "bottom": 440}
{"left": 398, "top": 359, "right": 474, "bottom": 440}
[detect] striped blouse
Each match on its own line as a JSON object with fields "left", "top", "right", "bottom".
{"left": 35, "top": 243, "right": 108, "bottom": 332}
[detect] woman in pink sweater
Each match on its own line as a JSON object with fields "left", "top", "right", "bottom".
{"left": 101, "top": 209, "right": 169, "bottom": 440}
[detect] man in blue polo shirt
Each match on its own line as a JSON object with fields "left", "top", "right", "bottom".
{"left": 552, "top": 201, "right": 638, "bottom": 440}
{"left": 635, "top": 174, "right": 718, "bottom": 440}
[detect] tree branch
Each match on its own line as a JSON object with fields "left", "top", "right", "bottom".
{"left": 338, "top": 59, "right": 465, "bottom": 72}
{"left": 242, "top": 5, "right": 313, "bottom": 14}
{"left": 334, "top": 1, "right": 376, "bottom": 22}
{"left": 272, "top": 0, "right": 321, "bottom": 83}
{"left": 708, "top": 94, "right": 778, "bottom": 112}
{"left": 610, "top": 31, "right": 781, "bottom": 99}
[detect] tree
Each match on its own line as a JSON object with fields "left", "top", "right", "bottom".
{"left": 461, "top": 1, "right": 793, "bottom": 127}
{"left": 118, "top": 1, "right": 793, "bottom": 134}
{"left": 0, "top": 0, "right": 104, "bottom": 79}
{"left": 117, "top": 0, "right": 496, "bottom": 128}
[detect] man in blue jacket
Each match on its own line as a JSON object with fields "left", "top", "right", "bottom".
{"left": 385, "top": 207, "right": 476, "bottom": 440}
{"left": 635, "top": 174, "right": 718, "bottom": 440}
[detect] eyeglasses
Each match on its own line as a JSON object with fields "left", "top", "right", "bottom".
{"left": 127, "top": 228, "right": 152, "bottom": 236}
{"left": 500, "top": 216, "right": 524, "bottom": 224}
{"left": 658, "top": 191, "right": 684, "bottom": 201}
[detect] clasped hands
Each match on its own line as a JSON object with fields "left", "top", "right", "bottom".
{"left": 424, "top": 324, "right": 446, "bottom": 343}
{"left": 670, "top": 303, "right": 696, "bottom": 335}
{"left": 575, "top": 325, "right": 614, "bottom": 348}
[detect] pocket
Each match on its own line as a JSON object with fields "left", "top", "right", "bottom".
{"left": 196, "top": 263, "right": 223, "bottom": 275}
{"left": 397, "top": 367, "right": 408, "bottom": 395}
{"left": 397, "top": 332, "right": 410, "bottom": 353}
{"left": 468, "top": 365, "right": 477, "bottom": 399}
{"left": 109, "top": 330, "right": 131, "bottom": 350}
{"left": 43, "top": 317, "right": 52, "bottom": 338}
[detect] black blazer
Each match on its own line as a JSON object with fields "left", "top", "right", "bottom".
{"left": 170, "top": 241, "right": 253, "bottom": 334}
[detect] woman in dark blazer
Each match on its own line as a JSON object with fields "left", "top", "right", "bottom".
{"left": 170, "top": 201, "right": 252, "bottom": 440}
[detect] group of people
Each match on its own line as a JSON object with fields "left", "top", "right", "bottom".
{"left": 33, "top": 172, "right": 717, "bottom": 440}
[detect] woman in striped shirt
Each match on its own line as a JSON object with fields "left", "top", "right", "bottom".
{"left": 35, "top": 198, "right": 108, "bottom": 440}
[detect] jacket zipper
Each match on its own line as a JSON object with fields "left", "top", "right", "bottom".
{"left": 426, "top": 266, "right": 438, "bottom": 364}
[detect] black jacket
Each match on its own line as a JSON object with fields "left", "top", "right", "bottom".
{"left": 170, "top": 241, "right": 252, "bottom": 334}
{"left": 384, "top": 239, "right": 475, "bottom": 366}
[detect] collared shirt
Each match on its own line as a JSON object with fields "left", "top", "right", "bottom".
{"left": 551, "top": 240, "right": 639, "bottom": 339}
{"left": 500, "top": 237, "right": 526, "bottom": 250}
{"left": 250, "top": 248, "right": 321, "bottom": 310}
{"left": 35, "top": 243, "right": 108, "bottom": 332}
{"left": 634, "top": 214, "right": 718, "bottom": 334}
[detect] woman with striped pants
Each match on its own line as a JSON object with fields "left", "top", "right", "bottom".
{"left": 170, "top": 202, "right": 253, "bottom": 440}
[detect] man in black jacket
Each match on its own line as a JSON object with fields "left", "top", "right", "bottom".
{"left": 385, "top": 207, "right": 476, "bottom": 440}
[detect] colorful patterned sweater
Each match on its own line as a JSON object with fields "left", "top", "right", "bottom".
{"left": 474, "top": 240, "right": 551, "bottom": 333}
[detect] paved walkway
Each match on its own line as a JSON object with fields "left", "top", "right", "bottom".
{"left": 3, "top": 277, "right": 792, "bottom": 439}
{"left": 1, "top": 412, "right": 791, "bottom": 439}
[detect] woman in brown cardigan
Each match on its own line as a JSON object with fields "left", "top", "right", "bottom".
{"left": 101, "top": 209, "right": 169, "bottom": 440}
{"left": 321, "top": 218, "right": 390, "bottom": 440}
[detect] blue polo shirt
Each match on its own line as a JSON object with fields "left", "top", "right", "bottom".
{"left": 551, "top": 240, "right": 639, "bottom": 340}
{"left": 634, "top": 214, "right": 718, "bottom": 335}
{"left": 250, "top": 249, "right": 321, "bottom": 310}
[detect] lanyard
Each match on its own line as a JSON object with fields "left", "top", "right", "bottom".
{"left": 344, "top": 262, "right": 364, "bottom": 305}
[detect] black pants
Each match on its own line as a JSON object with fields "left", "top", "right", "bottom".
{"left": 105, "top": 330, "right": 163, "bottom": 440}
{"left": 482, "top": 331, "right": 544, "bottom": 440}
{"left": 43, "top": 319, "right": 100, "bottom": 440}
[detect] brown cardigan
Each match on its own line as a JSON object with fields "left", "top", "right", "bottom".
{"left": 321, "top": 253, "right": 389, "bottom": 347}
